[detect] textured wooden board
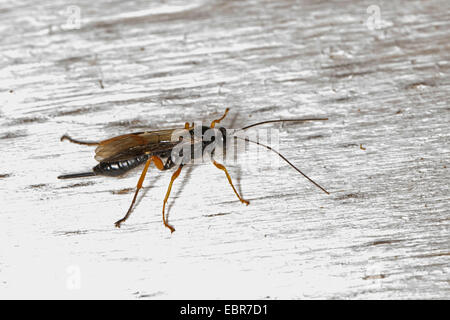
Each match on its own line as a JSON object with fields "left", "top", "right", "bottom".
{"left": 0, "top": 0, "right": 449, "bottom": 299}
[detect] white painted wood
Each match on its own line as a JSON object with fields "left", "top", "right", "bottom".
{"left": 0, "top": 0, "right": 448, "bottom": 299}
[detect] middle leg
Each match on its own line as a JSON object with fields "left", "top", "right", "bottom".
{"left": 161, "top": 165, "right": 183, "bottom": 233}
{"left": 210, "top": 108, "right": 230, "bottom": 128}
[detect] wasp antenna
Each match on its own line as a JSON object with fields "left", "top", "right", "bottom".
{"left": 239, "top": 118, "right": 328, "bottom": 131}
{"left": 58, "top": 172, "right": 96, "bottom": 179}
{"left": 234, "top": 136, "right": 330, "bottom": 195}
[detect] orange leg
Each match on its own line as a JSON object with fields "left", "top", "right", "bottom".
{"left": 162, "top": 165, "right": 183, "bottom": 233}
{"left": 212, "top": 160, "right": 249, "bottom": 205}
{"left": 152, "top": 155, "right": 165, "bottom": 170}
{"left": 210, "top": 108, "right": 230, "bottom": 128}
{"left": 114, "top": 156, "right": 164, "bottom": 228}
{"left": 60, "top": 134, "right": 99, "bottom": 146}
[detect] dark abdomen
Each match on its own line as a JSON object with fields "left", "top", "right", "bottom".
{"left": 93, "top": 155, "right": 149, "bottom": 177}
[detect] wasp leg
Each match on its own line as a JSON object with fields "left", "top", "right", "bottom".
{"left": 152, "top": 155, "right": 165, "bottom": 171}
{"left": 162, "top": 165, "right": 183, "bottom": 233}
{"left": 60, "top": 134, "right": 99, "bottom": 146}
{"left": 210, "top": 108, "right": 230, "bottom": 128}
{"left": 212, "top": 160, "right": 249, "bottom": 205}
{"left": 114, "top": 156, "right": 165, "bottom": 228}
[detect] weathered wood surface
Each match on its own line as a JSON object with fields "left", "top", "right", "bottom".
{"left": 0, "top": 0, "right": 449, "bottom": 299}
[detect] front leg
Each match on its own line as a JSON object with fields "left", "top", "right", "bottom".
{"left": 211, "top": 159, "right": 249, "bottom": 206}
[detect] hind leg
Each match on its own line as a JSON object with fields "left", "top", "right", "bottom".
{"left": 60, "top": 134, "right": 99, "bottom": 146}
{"left": 114, "top": 156, "right": 166, "bottom": 228}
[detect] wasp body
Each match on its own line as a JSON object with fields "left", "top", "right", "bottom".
{"left": 59, "top": 109, "right": 329, "bottom": 233}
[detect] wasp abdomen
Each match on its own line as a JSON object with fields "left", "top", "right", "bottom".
{"left": 93, "top": 155, "right": 149, "bottom": 177}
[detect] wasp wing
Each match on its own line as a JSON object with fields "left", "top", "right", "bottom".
{"left": 94, "top": 129, "right": 179, "bottom": 162}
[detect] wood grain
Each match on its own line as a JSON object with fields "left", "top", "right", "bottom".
{"left": 0, "top": 0, "right": 449, "bottom": 299}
